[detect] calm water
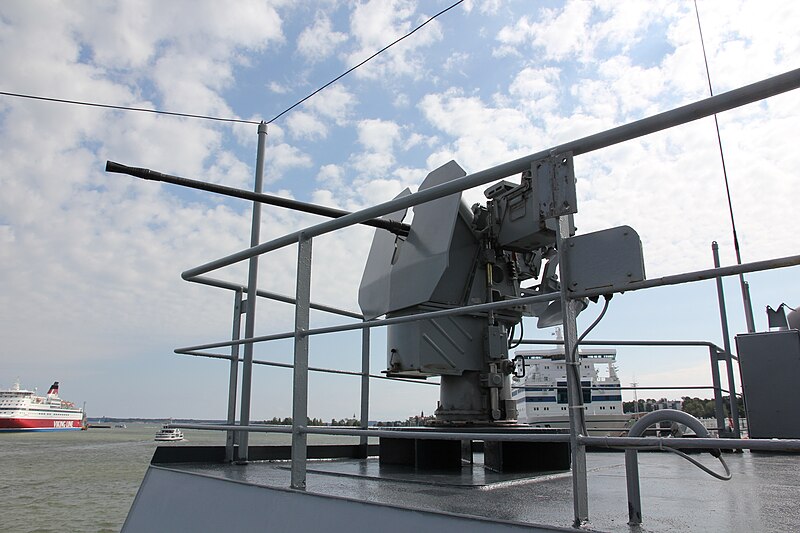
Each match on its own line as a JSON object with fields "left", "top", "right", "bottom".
{"left": 0, "top": 423, "right": 341, "bottom": 532}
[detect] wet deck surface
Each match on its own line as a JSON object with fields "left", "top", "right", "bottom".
{"left": 167, "top": 450, "right": 799, "bottom": 532}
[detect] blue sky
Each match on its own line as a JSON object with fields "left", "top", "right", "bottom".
{"left": 1, "top": 0, "right": 798, "bottom": 421}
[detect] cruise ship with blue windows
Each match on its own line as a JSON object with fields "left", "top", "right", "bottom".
{"left": 512, "top": 332, "right": 631, "bottom": 435}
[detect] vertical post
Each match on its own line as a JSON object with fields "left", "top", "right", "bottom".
{"left": 708, "top": 346, "right": 726, "bottom": 435}
{"left": 226, "top": 289, "right": 244, "bottom": 462}
{"left": 556, "top": 216, "right": 589, "bottom": 526}
{"left": 624, "top": 447, "right": 642, "bottom": 525}
{"left": 741, "top": 278, "right": 756, "bottom": 333}
{"left": 291, "top": 236, "right": 312, "bottom": 489}
{"left": 238, "top": 121, "right": 268, "bottom": 462}
{"left": 359, "top": 325, "right": 371, "bottom": 457}
{"left": 712, "top": 242, "right": 742, "bottom": 438}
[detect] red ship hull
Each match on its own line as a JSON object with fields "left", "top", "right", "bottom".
{"left": 0, "top": 417, "right": 83, "bottom": 431}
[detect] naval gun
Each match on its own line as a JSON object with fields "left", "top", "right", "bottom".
{"left": 106, "top": 154, "right": 645, "bottom": 429}
{"left": 358, "top": 153, "right": 641, "bottom": 426}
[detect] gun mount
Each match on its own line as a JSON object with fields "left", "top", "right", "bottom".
{"left": 357, "top": 153, "right": 645, "bottom": 426}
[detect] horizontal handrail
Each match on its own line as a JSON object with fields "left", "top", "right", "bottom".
{"left": 189, "top": 275, "right": 363, "bottom": 319}
{"left": 177, "top": 350, "right": 440, "bottom": 386}
{"left": 167, "top": 422, "right": 800, "bottom": 453}
{"left": 175, "top": 252, "right": 799, "bottom": 355}
{"left": 181, "top": 68, "right": 800, "bottom": 281}
{"left": 518, "top": 338, "right": 724, "bottom": 351}
{"left": 174, "top": 289, "right": 561, "bottom": 353}
{"left": 581, "top": 435, "right": 800, "bottom": 452}
{"left": 170, "top": 422, "right": 572, "bottom": 442}
{"left": 571, "top": 254, "right": 800, "bottom": 300}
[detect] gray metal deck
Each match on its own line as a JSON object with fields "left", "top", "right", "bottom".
{"left": 125, "top": 450, "right": 799, "bottom": 532}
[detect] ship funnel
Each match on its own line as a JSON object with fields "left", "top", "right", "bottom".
{"left": 47, "top": 382, "right": 59, "bottom": 395}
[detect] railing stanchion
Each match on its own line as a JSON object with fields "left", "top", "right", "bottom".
{"left": 709, "top": 345, "right": 726, "bottom": 435}
{"left": 359, "top": 325, "right": 370, "bottom": 457}
{"left": 557, "top": 216, "right": 589, "bottom": 526}
{"left": 712, "top": 241, "right": 742, "bottom": 438}
{"left": 291, "top": 236, "right": 313, "bottom": 489}
{"left": 238, "top": 121, "right": 268, "bottom": 462}
{"left": 226, "top": 289, "right": 243, "bottom": 462}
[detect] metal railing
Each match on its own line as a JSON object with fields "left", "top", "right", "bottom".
{"left": 164, "top": 68, "right": 800, "bottom": 527}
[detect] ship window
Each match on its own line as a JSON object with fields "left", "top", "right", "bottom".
{"left": 557, "top": 385, "right": 567, "bottom": 404}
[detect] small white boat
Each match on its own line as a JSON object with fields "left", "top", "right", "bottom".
{"left": 154, "top": 425, "right": 184, "bottom": 441}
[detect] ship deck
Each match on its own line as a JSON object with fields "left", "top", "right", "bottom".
{"left": 125, "top": 448, "right": 799, "bottom": 532}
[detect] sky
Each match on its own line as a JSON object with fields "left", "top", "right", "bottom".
{"left": 1, "top": 0, "right": 798, "bottom": 422}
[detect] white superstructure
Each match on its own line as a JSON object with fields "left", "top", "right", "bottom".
{"left": 154, "top": 425, "right": 185, "bottom": 441}
{"left": 0, "top": 380, "right": 84, "bottom": 431}
{"left": 512, "top": 333, "right": 630, "bottom": 435}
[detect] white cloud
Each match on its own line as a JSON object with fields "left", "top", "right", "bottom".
{"left": 286, "top": 110, "right": 328, "bottom": 140}
{"left": 443, "top": 51, "right": 469, "bottom": 73}
{"left": 419, "top": 88, "right": 544, "bottom": 172}
{"left": 316, "top": 163, "right": 345, "bottom": 188}
{"left": 297, "top": 12, "right": 348, "bottom": 62}
{"left": 345, "top": 0, "right": 444, "bottom": 80}
{"left": 264, "top": 142, "right": 313, "bottom": 180}
{"left": 268, "top": 81, "right": 290, "bottom": 94}
{"left": 393, "top": 93, "right": 410, "bottom": 108}
{"left": 508, "top": 66, "right": 562, "bottom": 116}
{"left": 304, "top": 84, "right": 357, "bottom": 125}
{"left": 467, "top": 0, "right": 502, "bottom": 15}
{"left": 356, "top": 118, "right": 401, "bottom": 153}
{"left": 495, "top": 3, "right": 594, "bottom": 62}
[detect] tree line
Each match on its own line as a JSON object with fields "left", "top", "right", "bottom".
{"left": 622, "top": 396, "right": 745, "bottom": 418}
{"left": 260, "top": 416, "right": 360, "bottom": 426}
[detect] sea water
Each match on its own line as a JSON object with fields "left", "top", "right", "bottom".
{"left": 1, "top": 423, "right": 346, "bottom": 532}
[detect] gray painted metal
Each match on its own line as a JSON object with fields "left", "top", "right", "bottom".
{"left": 712, "top": 241, "right": 741, "bottom": 437}
{"left": 123, "top": 466, "right": 576, "bottom": 533}
{"left": 358, "top": 189, "right": 410, "bottom": 320}
{"left": 581, "top": 435, "right": 800, "bottom": 451}
{"left": 735, "top": 330, "right": 800, "bottom": 439}
{"left": 291, "top": 237, "right": 312, "bottom": 489}
{"left": 359, "top": 160, "right": 468, "bottom": 319}
{"left": 359, "top": 326, "right": 370, "bottom": 450}
{"left": 570, "top": 253, "right": 800, "bottom": 300}
{"left": 105, "top": 160, "right": 410, "bottom": 236}
{"left": 556, "top": 216, "right": 589, "bottom": 526}
{"left": 237, "top": 121, "right": 267, "bottom": 461}
{"left": 622, "top": 409, "right": 712, "bottom": 525}
{"left": 177, "top": 349, "right": 438, "bottom": 386}
{"left": 562, "top": 226, "right": 645, "bottom": 293}
{"left": 225, "top": 290, "right": 243, "bottom": 462}
{"left": 169, "top": 421, "right": 800, "bottom": 452}
{"left": 707, "top": 345, "right": 727, "bottom": 439}
{"left": 181, "top": 69, "right": 800, "bottom": 281}
{"left": 190, "top": 275, "right": 363, "bottom": 319}
{"left": 740, "top": 278, "right": 756, "bottom": 334}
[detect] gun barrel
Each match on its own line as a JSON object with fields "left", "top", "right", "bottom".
{"left": 105, "top": 161, "right": 410, "bottom": 236}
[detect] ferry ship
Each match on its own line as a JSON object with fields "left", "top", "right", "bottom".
{"left": 512, "top": 331, "right": 631, "bottom": 435}
{"left": 154, "top": 425, "right": 185, "bottom": 441}
{"left": 0, "top": 381, "right": 84, "bottom": 431}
